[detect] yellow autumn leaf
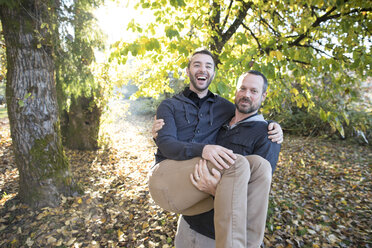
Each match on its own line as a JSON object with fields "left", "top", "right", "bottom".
{"left": 118, "top": 229, "right": 124, "bottom": 241}
{"left": 66, "top": 238, "right": 76, "bottom": 246}
{"left": 26, "top": 237, "right": 34, "bottom": 247}
{"left": 270, "top": 50, "right": 284, "bottom": 60}
{"left": 290, "top": 88, "right": 299, "bottom": 96}
{"left": 47, "top": 236, "right": 57, "bottom": 244}
{"left": 36, "top": 212, "right": 46, "bottom": 220}
{"left": 55, "top": 239, "right": 63, "bottom": 246}
{"left": 142, "top": 222, "right": 149, "bottom": 229}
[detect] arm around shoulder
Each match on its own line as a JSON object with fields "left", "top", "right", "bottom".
{"left": 253, "top": 125, "right": 281, "bottom": 173}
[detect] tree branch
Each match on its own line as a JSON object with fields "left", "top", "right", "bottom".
{"left": 289, "top": 6, "right": 338, "bottom": 47}
{"left": 209, "top": 0, "right": 253, "bottom": 64}
{"left": 241, "top": 22, "right": 262, "bottom": 50}
{"left": 219, "top": 1, "right": 252, "bottom": 50}
{"left": 299, "top": 43, "right": 333, "bottom": 58}
{"left": 259, "top": 16, "right": 281, "bottom": 37}
{"left": 222, "top": 0, "right": 234, "bottom": 29}
{"left": 289, "top": 6, "right": 372, "bottom": 48}
{"left": 273, "top": 10, "right": 284, "bottom": 22}
{"left": 326, "top": 7, "right": 372, "bottom": 20}
{"left": 209, "top": 0, "right": 222, "bottom": 60}
{"left": 210, "top": 0, "right": 221, "bottom": 34}
{"left": 287, "top": 58, "right": 311, "bottom": 66}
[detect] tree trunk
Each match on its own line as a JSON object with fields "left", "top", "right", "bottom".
{"left": 0, "top": 1, "right": 81, "bottom": 208}
{"left": 61, "top": 95, "right": 101, "bottom": 150}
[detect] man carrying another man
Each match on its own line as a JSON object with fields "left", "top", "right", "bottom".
{"left": 176, "top": 70, "right": 281, "bottom": 248}
{"left": 148, "top": 48, "right": 282, "bottom": 248}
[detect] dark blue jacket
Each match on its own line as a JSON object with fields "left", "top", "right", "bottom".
{"left": 216, "top": 114, "right": 280, "bottom": 172}
{"left": 155, "top": 91, "right": 235, "bottom": 164}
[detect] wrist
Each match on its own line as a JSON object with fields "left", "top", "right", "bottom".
{"left": 195, "top": 143, "right": 207, "bottom": 157}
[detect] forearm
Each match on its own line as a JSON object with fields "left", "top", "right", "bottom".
{"left": 156, "top": 137, "right": 205, "bottom": 160}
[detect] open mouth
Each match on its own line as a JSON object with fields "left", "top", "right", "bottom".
{"left": 196, "top": 76, "right": 207, "bottom": 81}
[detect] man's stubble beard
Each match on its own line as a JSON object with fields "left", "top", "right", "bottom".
{"left": 235, "top": 97, "right": 261, "bottom": 114}
{"left": 189, "top": 75, "right": 213, "bottom": 92}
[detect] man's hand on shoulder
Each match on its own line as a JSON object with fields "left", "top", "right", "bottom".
{"left": 190, "top": 159, "right": 221, "bottom": 196}
{"left": 152, "top": 115, "right": 165, "bottom": 139}
{"left": 268, "top": 122, "right": 283, "bottom": 144}
{"left": 202, "top": 145, "right": 236, "bottom": 170}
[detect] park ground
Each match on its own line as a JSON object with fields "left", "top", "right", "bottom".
{"left": 0, "top": 100, "right": 371, "bottom": 248}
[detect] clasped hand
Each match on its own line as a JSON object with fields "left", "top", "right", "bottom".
{"left": 190, "top": 159, "right": 221, "bottom": 196}
{"left": 201, "top": 144, "right": 236, "bottom": 170}
{"left": 192, "top": 145, "right": 236, "bottom": 195}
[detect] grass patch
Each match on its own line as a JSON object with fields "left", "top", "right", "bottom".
{"left": 0, "top": 106, "right": 7, "bottom": 119}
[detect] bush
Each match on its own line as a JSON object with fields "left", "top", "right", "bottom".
{"left": 271, "top": 107, "right": 371, "bottom": 145}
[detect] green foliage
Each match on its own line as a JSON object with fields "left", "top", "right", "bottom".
{"left": 0, "top": 0, "right": 19, "bottom": 8}
{"left": 110, "top": 0, "right": 371, "bottom": 140}
{"left": 56, "top": 0, "right": 107, "bottom": 112}
{"left": 170, "top": 0, "right": 186, "bottom": 8}
{"left": 0, "top": 106, "right": 6, "bottom": 118}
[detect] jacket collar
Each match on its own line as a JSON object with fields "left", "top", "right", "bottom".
{"left": 175, "top": 87, "right": 217, "bottom": 104}
{"left": 225, "top": 114, "right": 267, "bottom": 130}
{"left": 183, "top": 87, "right": 214, "bottom": 100}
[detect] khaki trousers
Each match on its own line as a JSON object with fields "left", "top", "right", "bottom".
{"left": 148, "top": 154, "right": 272, "bottom": 248}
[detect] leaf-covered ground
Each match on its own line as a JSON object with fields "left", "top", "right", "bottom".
{"left": 0, "top": 100, "right": 371, "bottom": 248}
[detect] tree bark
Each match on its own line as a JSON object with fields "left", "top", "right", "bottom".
{"left": 61, "top": 95, "right": 101, "bottom": 150}
{"left": 0, "top": 0, "right": 81, "bottom": 208}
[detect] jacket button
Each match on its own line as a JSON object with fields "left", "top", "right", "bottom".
{"left": 199, "top": 113, "right": 203, "bottom": 117}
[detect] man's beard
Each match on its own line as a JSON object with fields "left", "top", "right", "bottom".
{"left": 235, "top": 97, "right": 261, "bottom": 114}
{"left": 189, "top": 75, "right": 213, "bottom": 92}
